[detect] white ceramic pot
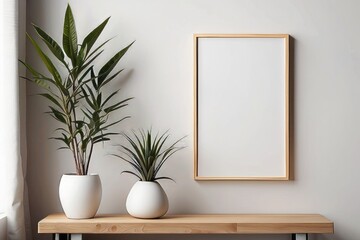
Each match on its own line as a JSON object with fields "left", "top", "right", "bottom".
{"left": 59, "top": 173, "right": 102, "bottom": 219}
{"left": 126, "top": 181, "right": 169, "bottom": 219}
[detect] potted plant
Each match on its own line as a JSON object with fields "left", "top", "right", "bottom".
{"left": 114, "top": 129, "right": 185, "bottom": 219}
{"left": 21, "top": 4, "right": 133, "bottom": 219}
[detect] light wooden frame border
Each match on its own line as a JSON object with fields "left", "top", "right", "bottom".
{"left": 193, "top": 34, "right": 290, "bottom": 181}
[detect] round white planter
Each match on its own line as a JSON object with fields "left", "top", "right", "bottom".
{"left": 126, "top": 181, "right": 169, "bottom": 219}
{"left": 59, "top": 174, "right": 102, "bottom": 219}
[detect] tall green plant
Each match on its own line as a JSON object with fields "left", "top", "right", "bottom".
{"left": 114, "top": 130, "right": 185, "bottom": 181}
{"left": 21, "top": 4, "right": 134, "bottom": 175}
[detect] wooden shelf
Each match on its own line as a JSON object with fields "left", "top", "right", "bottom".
{"left": 38, "top": 213, "right": 334, "bottom": 234}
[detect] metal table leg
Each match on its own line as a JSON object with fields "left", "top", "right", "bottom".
{"left": 53, "top": 233, "right": 83, "bottom": 240}
{"left": 291, "top": 233, "right": 308, "bottom": 240}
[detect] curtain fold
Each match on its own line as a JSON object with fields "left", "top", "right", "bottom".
{"left": 0, "top": 0, "right": 28, "bottom": 239}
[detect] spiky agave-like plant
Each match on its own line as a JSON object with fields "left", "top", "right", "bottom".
{"left": 21, "top": 4, "right": 134, "bottom": 175}
{"left": 114, "top": 130, "right": 185, "bottom": 181}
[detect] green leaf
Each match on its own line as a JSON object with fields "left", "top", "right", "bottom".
{"left": 32, "top": 24, "right": 65, "bottom": 63}
{"left": 96, "top": 93, "right": 102, "bottom": 107}
{"left": 146, "top": 158, "right": 157, "bottom": 181}
{"left": 39, "top": 93, "right": 63, "bottom": 110}
{"left": 98, "top": 41, "right": 134, "bottom": 86}
{"left": 155, "top": 146, "right": 185, "bottom": 176}
{"left": 79, "top": 17, "right": 110, "bottom": 60}
{"left": 93, "top": 133, "right": 118, "bottom": 143}
{"left": 153, "top": 131, "right": 169, "bottom": 157}
{"left": 20, "top": 76, "right": 49, "bottom": 89}
{"left": 133, "top": 130, "right": 146, "bottom": 157}
{"left": 34, "top": 79, "right": 49, "bottom": 88}
{"left": 103, "top": 96, "right": 133, "bottom": 113}
{"left": 19, "top": 60, "right": 49, "bottom": 80}
{"left": 54, "top": 127, "right": 70, "bottom": 134}
{"left": 78, "top": 66, "right": 94, "bottom": 83}
{"left": 121, "top": 171, "right": 141, "bottom": 180}
{"left": 101, "top": 90, "right": 119, "bottom": 107}
{"left": 111, "top": 154, "right": 142, "bottom": 173}
{"left": 121, "top": 132, "right": 148, "bottom": 179}
{"left": 93, "top": 137, "right": 110, "bottom": 144}
{"left": 104, "top": 103, "right": 129, "bottom": 114}
{"left": 99, "top": 69, "right": 124, "bottom": 88}
{"left": 82, "top": 87, "right": 95, "bottom": 110}
{"left": 99, "top": 117, "right": 129, "bottom": 131}
{"left": 154, "top": 177, "right": 175, "bottom": 182}
{"left": 50, "top": 133, "right": 71, "bottom": 147}
{"left": 89, "top": 67, "right": 97, "bottom": 89}
{"left": 51, "top": 137, "right": 70, "bottom": 147}
{"left": 85, "top": 38, "right": 112, "bottom": 61}
{"left": 65, "top": 75, "right": 73, "bottom": 90}
{"left": 120, "top": 145, "right": 140, "bottom": 162}
{"left": 57, "top": 147, "right": 70, "bottom": 150}
{"left": 48, "top": 107, "right": 67, "bottom": 124}
{"left": 85, "top": 85, "right": 98, "bottom": 109}
{"left": 79, "top": 50, "right": 104, "bottom": 73}
{"left": 26, "top": 33, "right": 62, "bottom": 84}
{"left": 63, "top": 4, "right": 78, "bottom": 65}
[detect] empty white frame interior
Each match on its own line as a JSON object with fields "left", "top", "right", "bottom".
{"left": 194, "top": 34, "right": 289, "bottom": 180}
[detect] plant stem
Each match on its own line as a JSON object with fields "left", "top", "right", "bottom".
{"left": 61, "top": 81, "right": 82, "bottom": 175}
{"left": 85, "top": 141, "right": 94, "bottom": 175}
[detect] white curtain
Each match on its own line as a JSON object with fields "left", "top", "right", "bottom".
{"left": 0, "top": 0, "right": 28, "bottom": 239}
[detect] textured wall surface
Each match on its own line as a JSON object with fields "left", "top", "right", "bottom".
{"left": 26, "top": 0, "right": 360, "bottom": 239}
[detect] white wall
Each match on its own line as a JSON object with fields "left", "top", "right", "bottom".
{"left": 26, "top": 0, "right": 360, "bottom": 240}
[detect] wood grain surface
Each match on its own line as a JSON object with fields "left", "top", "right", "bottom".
{"left": 38, "top": 214, "right": 334, "bottom": 234}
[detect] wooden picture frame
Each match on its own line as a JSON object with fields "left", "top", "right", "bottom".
{"left": 194, "top": 34, "right": 290, "bottom": 181}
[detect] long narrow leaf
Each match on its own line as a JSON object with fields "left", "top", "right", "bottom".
{"left": 99, "top": 69, "right": 124, "bottom": 88}
{"left": 121, "top": 138, "right": 148, "bottom": 172}
{"left": 19, "top": 60, "right": 50, "bottom": 80}
{"left": 121, "top": 145, "right": 148, "bottom": 179}
{"left": 78, "top": 66, "right": 93, "bottom": 84}
{"left": 85, "top": 38, "right": 112, "bottom": 61}
{"left": 79, "top": 50, "right": 104, "bottom": 73}
{"left": 159, "top": 136, "right": 187, "bottom": 158}
{"left": 39, "top": 93, "right": 63, "bottom": 110}
{"left": 48, "top": 107, "right": 67, "bottom": 124}
{"left": 154, "top": 177, "right": 175, "bottom": 182}
{"left": 98, "top": 41, "right": 134, "bottom": 85}
{"left": 27, "top": 33, "right": 62, "bottom": 84}
{"left": 121, "top": 171, "right": 141, "bottom": 180}
{"left": 104, "top": 103, "right": 129, "bottom": 114}
{"left": 20, "top": 76, "right": 49, "bottom": 89}
{"left": 63, "top": 4, "right": 78, "bottom": 65}
{"left": 79, "top": 17, "right": 110, "bottom": 59}
{"left": 155, "top": 147, "right": 185, "bottom": 176}
{"left": 93, "top": 137, "right": 110, "bottom": 144}
{"left": 111, "top": 154, "right": 142, "bottom": 173}
{"left": 33, "top": 24, "right": 65, "bottom": 63}
{"left": 99, "top": 117, "right": 130, "bottom": 131}
{"left": 54, "top": 127, "right": 70, "bottom": 134}
{"left": 101, "top": 90, "right": 119, "bottom": 108}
